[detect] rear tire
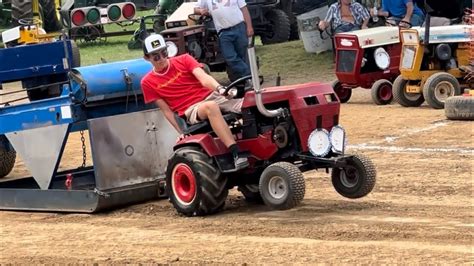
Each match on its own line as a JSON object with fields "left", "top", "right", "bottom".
{"left": 0, "top": 135, "right": 16, "bottom": 178}
{"left": 260, "top": 9, "right": 290, "bottom": 45}
{"left": 371, "top": 79, "right": 393, "bottom": 105}
{"left": 238, "top": 184, "right": 263, "bottom": 203}
{"left": 393, "top": 75, "right": 424, "bottom": 107}
{"left": 11, "top": 0, "right": 32, "bottom": 26}
{"left": 166, "top": 147, "right": 228, "bottom": 216}
{"left": 332, "top": 80, "right": 352, "bottom": 103}
{"left": 445, "top": 95, "right": 474, "bottom": 120}
{"left": 423, "top": 72, "right": 461, "bottom": 109}
{"left": 39, "top": 0, "right": 61, "bottom": 32}
{"left": 332, "top": 154, "right": 376, "bottom": 199}
{"left": 259, "top": 162, "right": 305, "bottom": 210}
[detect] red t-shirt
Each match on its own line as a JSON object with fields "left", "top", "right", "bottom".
{"left": 141, "top": 54, "right": 212, "bottom": 116}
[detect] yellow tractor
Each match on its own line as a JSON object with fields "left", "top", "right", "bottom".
{"left": 393, "top": 22, "right": 473, "bottom": 109}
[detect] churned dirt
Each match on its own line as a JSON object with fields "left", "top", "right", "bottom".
{"left": 0, "top": 74, "right": 473, "bottom": 264}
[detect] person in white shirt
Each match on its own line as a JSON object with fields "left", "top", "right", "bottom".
{"left": 194, "top": 0, "right": 254, "bottom": 82}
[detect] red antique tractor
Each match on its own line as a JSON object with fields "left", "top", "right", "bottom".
{"left": 166, "top": 39, "right": 377, "bottom": 216}
{"left": 332, "top": 26, "right": 403, "bottom": 105}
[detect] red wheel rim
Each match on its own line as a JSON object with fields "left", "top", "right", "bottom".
{"left": 335, "top": 86, "right": 350, "bottom": 100}
{"left": 379, "top": 84, "right": 392, "bottom": 101}
{"left": 172, "top": 163, "right": 196, "bottom": 205}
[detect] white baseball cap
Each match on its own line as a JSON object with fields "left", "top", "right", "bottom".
{"left": 143, "top": 34, "right": 167, "bottom": 55}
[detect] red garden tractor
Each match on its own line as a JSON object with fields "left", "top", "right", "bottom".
{"left": 166, "top": 39, "right": 377, "bottom": 216}
{"left": 332, "top": 26, "right": 402, "bottom": 105}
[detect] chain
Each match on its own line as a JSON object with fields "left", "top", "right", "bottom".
{"left": 80, "top": 130, "right": 86, "bottom": 168}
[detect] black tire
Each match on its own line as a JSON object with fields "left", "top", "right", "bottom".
{"left": 260, "top": 9, "right": 291, "bottom": 45}
{"left": 332, "top": 80, "right": 352, "bottom": 103}
{"left": 238, "top": 184, "right": 263, "bottom": 203}
{"left": 259, "top": 162, "right": 305, "bottom": 210}
{"left": 166, "top": 147, "right": 228, "bottom": 216}
{"left": 445, "top": 95, "right": 474, "bottom": 120}
{"left": 423, "top": 72, "right": 461, "bottom": 109}
{"left": 288, "top": 14, "right": 299, "bottom": 41}
{"left": 331, "top": 154, "right": 376, "bottom": 199}
{"left": 71, "top": 40, "right": 81, "bottom": 68}
{"left": 39, "top": 0, "right": 61, "bottom": 32}
{"left": 393, "top": 75, "right": 424, "bottom": 107}
{"left": 0, "top": 135, "right": 16, "bottom": 178}
{"left": 11, "top": 0, "right": 32, "bottom": 27}
{"left": 371, "top": 79, "right": 393, "bottom": 105}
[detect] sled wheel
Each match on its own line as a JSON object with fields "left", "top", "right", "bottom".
{"left": 371, "top": 79, "right": 393, "bottom": 105}
{"left": 0, "top": 135, "right": 16, "bottom": 178}
{"left": 332, "top": 154, "right": 376, "bottom": 199}
{"left": 393, "top": 75, "right": 424, "bottom": 107}
{"left": 423, "top": 72, "right": 461, "bottom": 109}
{"left": 166, "top": 147, "right": 228, "bottom": 216}
{"left": 259, "top": 162, "right": 305, "bottom": 210}
{"left": 445, "top": 95, "right": 474, "bottom": 120}
{"left": 260, "top": 9, "right": 290, "bottom": 45}
{"left": 238, "top": 184, "right": 263, "bottom": 203}
{"left": 332, "top": 80, "right": 352, "bottom": 103}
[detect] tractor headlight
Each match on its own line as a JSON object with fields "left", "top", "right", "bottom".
{"left": 308, "top": 129, "right": 331, "bottom": 157}
{"left": 401, "top": 45, "right": 416, "bottom": 69}
{"left": 329, "top": 125, "right": 347, "bottom": 153}
{"left": 374, "top": 47, "right": 390, "bottom": 70}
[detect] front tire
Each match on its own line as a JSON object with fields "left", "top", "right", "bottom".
{"left": 166, "top": 147, "right": 228, "bottom": 216}
{"left": 259, "top": 162, "right": 305, "bottom": 210}
{"left": 393, "top": 75, "right": 424, "bottom": 107}
{"left": 332, "top": 80, "right": 352, "bottom": 103}
{"left": 0, "top": 135, "right": 16, "bottom": 178}
{"left": 371, "top": 79, "right": 393, "bottom": 105}
{"left": 332, "top": 154, "right": 376, "bottom": 199}
{"left": 260, "top": 9, "right": 290, "bottom": 45}
{"left": 423, "top": 72, "right": 461, "bottom": 109}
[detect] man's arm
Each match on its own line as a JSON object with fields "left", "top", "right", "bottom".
{"left": 402, "top": 1, "right": 414, "bottom": 23}
{"left": 319, "top": 5, "right": 335, "bottom": 30}
{"left": 192, "top": 67, "right": 221, "bottom": 91}
{"left": 155, "top": 99, "right": 183, "bottom": 134}
{"left": 241, "top": 5, "right": 254, "bottom": 37}
{"left": 194, "top": 0, "right": 209, "bottom": 15}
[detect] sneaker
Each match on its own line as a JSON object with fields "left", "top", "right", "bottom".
{"left": 234, "top": 155, "right": 249, "bottom": 170}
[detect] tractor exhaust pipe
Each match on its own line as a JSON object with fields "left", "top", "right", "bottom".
{"left": 247, "top": 38, "right": 285, "bottom": 118}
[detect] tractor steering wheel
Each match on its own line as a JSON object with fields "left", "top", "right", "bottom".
{"left": 385, "top": 18, "right": 412, "bottom": 28}
{"left": 223, "top": 75, "right": 253, "bottom": 97}
{"left": 188, "top": 14, "right": 212, "bottom": 24}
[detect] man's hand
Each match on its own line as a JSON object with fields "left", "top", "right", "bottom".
{"left": 247, "top": 26, "right": 254, "bottom": 37}
{"left": 176, "top": 134, "right": 185, "bottom": 142}
{"left": 318, "top": 20, "right": 328, "bottom": 31}
{"left": 216, "top": 84, "right": 227, "bottom": 95}
{"left": 400, "top": 18, "right": 411, "bottom": 28}
{"left": 200, "top": 8, "right": 210, "bottom": 16}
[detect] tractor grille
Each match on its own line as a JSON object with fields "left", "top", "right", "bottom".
{"left": 337, "top": 50, "right": 356, "bottom": 73}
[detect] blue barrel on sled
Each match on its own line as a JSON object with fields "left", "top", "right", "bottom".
{"left": 70, "top": 58, "right": 152, "bottom": 102}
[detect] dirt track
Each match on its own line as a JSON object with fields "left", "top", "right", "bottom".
{"left": 1, "top": 84, "right": 473, "bottom": 264}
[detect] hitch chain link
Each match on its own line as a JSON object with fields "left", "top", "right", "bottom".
{"left": 80, "top": 130, "right": 86, "bottom": 168}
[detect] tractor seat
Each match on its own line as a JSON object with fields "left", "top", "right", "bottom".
{"left": 177, "top": 113, "right": 240, "bottom": 135}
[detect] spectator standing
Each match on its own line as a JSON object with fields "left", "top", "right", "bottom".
{"left": 194, "top": 0, "right": 254, "bottom": 82}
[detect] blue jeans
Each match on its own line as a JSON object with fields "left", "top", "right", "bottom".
{"left": 334, "top": 23, "right": 361, "bottom": 34}
{"left": 218, "top": 22, "right": 250, "bottom": 81}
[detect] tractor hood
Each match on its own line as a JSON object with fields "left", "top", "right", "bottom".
{"left": 242, "top": 82, "right": 338, "bottom": 108}
{"left": 336, "top": 26, "right": 400, "bottom": 49}
{"left": 411, "top": 24, "right": 473, "bottom": 44}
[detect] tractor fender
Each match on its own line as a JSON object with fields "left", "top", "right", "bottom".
{"left": 174, "top": 134, "right": 228, "bottom": 157}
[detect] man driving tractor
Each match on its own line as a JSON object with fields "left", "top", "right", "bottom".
{"left": 140, "top": 34, "right": 249, "bottom": 171}
{"left": 318, "top": 0, "right": 371, "bottom": 33}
